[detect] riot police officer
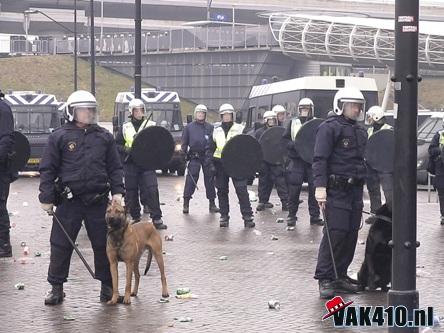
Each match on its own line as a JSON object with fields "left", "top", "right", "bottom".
{"left": 313, "top": 88, "right": 367, "bottom": 298}
{"left": 115, "top": 98, "right": 167, "bottom": 229}
{"left": 181, "top": 104, "right": 219, "bottom": 214}
{"left": 272, "top": 104, "right": 288, "bottom": 127}
{"left": 364, "top": 105, "right": 393, "bottom": 224}
{"left": 209, "top": 104, "right": 255, "bottom": 228}
{"left": 39, "top": 90, "right": 125, "bottom": 304}
{"left": 428, "top": 114, "right": 444, "bottom": 225}
{"left": 254, "top": 110, "right": 288, "bottom": 211}
{"left": 283, "top": 98, "right": 323, "bottom": 226}
{"left": 0, "top": 92, "right": 15, "bottom": 258}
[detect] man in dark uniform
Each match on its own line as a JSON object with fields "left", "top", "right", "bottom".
{"left": 428, "top": 116, "right": 444, "bottom": 225}
{"left": 39, "top": 90, "right": 125, "bottom": 305}
{"left": 364, "top": 105, "right": 393, "bottom": 224}
{"left": 115, "top": 98, "right": 167, "bottom": 229}
{"left": 254, "top": 110, "right": 288, "bottom": 211}
{"left": 209, "top": 103, "right": 255, "bottom": 228}
{"left": 283, "top": 98, "right": 323, "bottom": 227}
{"left": 0, "top": 90, "right": 16, "bottom": 258}
{"left": 313, "top": 88, "right": 367, "bottom": 299}
{"left": 181, "top": 104, "right": 219, "bottom": 214}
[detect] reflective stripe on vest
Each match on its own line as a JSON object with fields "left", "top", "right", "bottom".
{"left": 439, "top": 130, "right": 444, "bottom": 147}
{"left": 367, "top": 123, "right": 392, "bottom": 138}
{"left": 123, "top": 119, "right": 156, "bottom": 148}
{"left": 290, "top": 118, "right": 302, "bottom": 141}
{"left": 213, "top": 123, "right": 245, "bottom": 159}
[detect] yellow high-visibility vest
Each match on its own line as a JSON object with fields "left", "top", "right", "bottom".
{"left": 367, "top": 123, "right": 392, "bottom": 138}
{"left": 290, "top": 118, "right": 302, "bottom": 141}
{"left": 213, "top": 123, "right": 244, "bottom": 159}
{"left": 123, "top": 118, "right": 156, "bottom": 148}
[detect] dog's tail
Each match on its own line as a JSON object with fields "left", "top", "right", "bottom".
{"left": 144, "top": 248, "right": 153, "bottom": 275}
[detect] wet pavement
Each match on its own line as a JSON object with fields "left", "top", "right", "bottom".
{"left": 1, "top": 174, "right": 444, "bottom": 332}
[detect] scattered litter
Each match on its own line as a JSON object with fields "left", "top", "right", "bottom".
{"left": 11, "top": 223, "right": 16, "bottom": 228}
{"left": 63, "top": 315, "right": 75, "bottom": 321}
{"left": 358, "top": 239, "right": 365, "bottom": 245}
{"left": 268, "top": 300, "right": 280, "bottom": 310}
{"left": 310, "top": 240, "right": 314, "bottom": 244}
{"left": 164, "top": 235, "right": 174, "bottom": 241}
{"left": 159, "top": 298, "right": 170, "bottom": 303}
{"left": 270, "top": 235, "right": 279, "bottom": 241}
{"left": 275, "top": 203, "right": 281, "bottom": 206}
{"left": 253, "top": 230, "right": 262, "bottom": 236}
{"left": 162, "top": 251, "right": 166, "bottom": 254}
{"left": 275, "top": 218, "right": 284, "bottom": 224}
{"left": 219, "top": 256, "right": 228, "bottom": 261}
{"left": 34, "top": 252, "right": 41, "bottom": 257}
{"left": 175, "top": 317, "right": 193, "bottom": 323}
{"left": 23, "top": 246, "right": 29, "bottom": 255}
{"left": 286, "top": 226, "right": 295, "bottom": 231}
{"left": 14, "top": 283, "right": 25, "bottom": 290}
{"left": 267, "top": 252, "right": 274, "bottom": 255}
{"left": 22, "top": 202, "right": 29, "bottom": 207}
{"left": 248, "top": 190, "right": 257, "bottom": 202}
{"left": 271, "top": 210, "right": 276, "bottom": 215}
{"left": 176, "top": 197, "right": 181, "bottom": 202}
{"left": 167, "top": 323, "right": 175, "bottom": 328}
{"left": 175, "top": 293, "right": 198, "bottom": 299}
{"left": 20, "top": 242, "right": 26, "bottom": 247}
{"left": 416, "top": 265, "right": 425, "bottom": 268}
{"left": 160, "top": 202, "right": 166, "bottom": 206}
{"left": 176, "top": 288, "right": 191, "bottom": 295}
{"left": 416, "top": 269, "right": 432, "bottom": 278}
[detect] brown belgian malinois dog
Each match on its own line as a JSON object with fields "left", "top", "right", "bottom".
{"left": 105, "top": 201, "right": 169, "bottom": 305}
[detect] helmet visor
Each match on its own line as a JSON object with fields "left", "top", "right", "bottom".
{"left": 73, "top": 106, "right": 97, "bottom": 125}
{"left": 340, "top": 99, "right": 365, "bottom": 122}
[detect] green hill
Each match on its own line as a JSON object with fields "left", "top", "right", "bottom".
{"left": 0, "top": 55, "right": 196, "bottom": 121}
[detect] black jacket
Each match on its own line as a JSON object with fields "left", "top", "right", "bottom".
{"left": 39, "top": 123, "right": 124, "bottom": 203}
{"left": 0, "top": 100, "right": 15, "bottom": 179}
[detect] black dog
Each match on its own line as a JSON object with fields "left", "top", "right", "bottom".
{"left": 358, "top": 204, "right": 392, "bottom": 291}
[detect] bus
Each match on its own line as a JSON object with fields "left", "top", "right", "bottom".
{"left": 113, "top": 88, "right": 186, "bottom": 176}
{"left": 4, "top": 91, "right": 63, "bottom": 170}
{"left": 245, "top": 76, "right": 379, "bottom": 130}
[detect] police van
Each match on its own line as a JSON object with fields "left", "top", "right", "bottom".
{"left": 113, "top": 88, "right": 186, "bottom": 176}
{"left": 4, "top": 91, "right": 63, "bottom": 170}
{"left": 246, "top": 76, "right": 379, "bottom": 130}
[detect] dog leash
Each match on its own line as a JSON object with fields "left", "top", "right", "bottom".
{"left": 362, "top": 210, "right": 393, "bottom": 223}
{"left": 51, "top": 211, "right": 96, "bottom": 279}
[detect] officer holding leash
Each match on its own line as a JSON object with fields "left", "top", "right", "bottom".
{"left": 312, "top": 88, "right": 367, "bottom": 299}
{"left": 39, "top": 90, "right": 125, "bottom": 305}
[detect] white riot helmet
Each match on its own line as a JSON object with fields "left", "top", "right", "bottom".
{"left": 64, "top": 90, "right": 98, "bottom": 124}
{"left": 333, "top": 87, "right": 366, "bottom": 121}
{"left": 263, "top": 110, "right": 277, "bottom": 126}
{"left": 219, "top": 103, "right": 235, "bottom": 121}
{"left": 272, "top": 104, "right": 286, "bottom": 114}
{"left": 194, "top": 104, "right": 207, "bottom": 118}
{"left": 128, "top": 98, "right": 145, "bottom": 117}
{"left": 366, "top": 105, "right": 385, "bottom": 125}
{"left": 298, "top": 98, "right": 314, "bottom": 119}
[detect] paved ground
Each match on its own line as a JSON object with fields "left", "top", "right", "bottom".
{"left": 1, "top": 173, "right": 444, "bottom": 332}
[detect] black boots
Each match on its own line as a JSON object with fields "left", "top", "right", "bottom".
{"left": 209, "top": 199, "right": 220, "bottom": 213}
{"left": 318, "top": 280, "right": 335, "bottom": 299}
{"left": 183, "top": 198, "right": 190, "bottom": 214}
{"left": 310, "top": 216, "right": 324, "bottom": 226}
{"left": 44, "top": 284, "right": 65, "bottom": 305}
{"left": 0, "top": 237, "right": 12, "bottom": 258}
{"left": 219, "top": 215, "right": 229, "bottom": 228}
{"left": 100, "top": 283, "right": 113, "bottom": 302}
{"left": 286, "top": 215, "right": 297, "bottom": 227}
{"left": 243, "top": 215, "right": 255, "bottom": 228}
{"left": 153, "top": 218, "right": 167, "bottom": 230}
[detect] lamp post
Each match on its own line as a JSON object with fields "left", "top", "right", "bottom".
{"left": 135, "top": 0, "right": 142, "bottom": 99}
{"left": 24, "top": 9, "right": 77, "bottom": 90}
{"left": 90, "top": 0, "right": 95, "bottom": 96}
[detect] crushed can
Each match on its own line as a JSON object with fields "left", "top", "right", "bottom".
{"left": 164, "top": 235, "right": 174, "bottom": 241}
{"left": 20, "top": 241, "right": 26, "bottom": 247}
{"left": 176, "top": 288, "right": 191, "bottom": 295}
{"left": 286, "top": 226, "right": 295, "bottom": 231}
{"left": 14, "top": 282, "right": 25, "bottom": 290}
{"left": 268, "top": 300, "right": 280, "bottom": 310}
{"left": 270, "top": 235, "right": 279, "bottom": 241}
{"left": 275, "top": 218, "right": 284, "bottom": 224}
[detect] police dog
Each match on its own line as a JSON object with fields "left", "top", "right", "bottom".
{"left": 358, "top": 204, "right": 392, "bottom": 291}
{"left": 105, "top": 201, "right": 169, "bottom": 305}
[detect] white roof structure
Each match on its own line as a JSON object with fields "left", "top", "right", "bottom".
{"left": 115, "top": 88, "right": 180, "bottom": 104}
{"left": 268, "top": 13, "right": 444, "bottom": 67}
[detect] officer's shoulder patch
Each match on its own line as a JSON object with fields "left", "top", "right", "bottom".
{"left": 67, "top": 141, "right": 77, "bottom": 151}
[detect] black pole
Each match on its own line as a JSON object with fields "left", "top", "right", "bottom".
{"left": 388, "top": 1, "right": 420, "bottom": 332}
{"left": 90, "top": 0, "right": 95, "bottom": 96}
{"left": 74, "top": 0, "right": 78, "bottom": 91}
{"left": 135, "top": 0, "right": 142, "bottom": 99}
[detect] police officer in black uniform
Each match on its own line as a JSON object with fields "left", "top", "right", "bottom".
{"left": 313, "top": 88, "right": 367, "bottom": 299}
{"left": 428, "top": 116, "right": 444, "bottom": 225}
{"left": 39, "top": 90, "right": 125, "bottom": 305}
{"left": 283, "top": 98, "right": 323, "bottom": 226}
{"left": 181, "top": 104, "right": 219, "bottom": 214}
{"left": 254, "top": 110, "right": 288, "bottom": 211}
{"left": 0, "top": 90, "right": 16, "bottom": 258}
{"left": 115, "top": 98, "right": 167, "bottom": 229}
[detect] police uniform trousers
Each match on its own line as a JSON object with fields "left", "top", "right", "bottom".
{"left": 258, "top": 161, "right": 288, "bottom": 205}
{"left": 366, "top": 164, "right": 393, "bottom": 212}
{"left": 314, "top": 185, "right": 363, "bottom": 281}
{"left": 183, "top": 155, "right": 216, "bottom": 200}
{"left": 48, "top": 198, "right": 111, "bottom": 285}
{"left": 0, "top": 177, "right": 10, "bottom": 245}
{"left": 433, "top": 175, "right": 444, "bottom": 216}
{"left": 124, "top": 162, "right": 162, "bottom": 221}
{"left": 286, "top": 158, "right": 320, "bottom": 218}
{"left": 214, "top": 160, "right": 252, "bottom": 217}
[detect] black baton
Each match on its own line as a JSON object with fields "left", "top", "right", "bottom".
{"left": 320, "top": 205, "right": 339, "bottom": 280}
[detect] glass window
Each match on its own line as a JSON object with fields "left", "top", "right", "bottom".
{"left": 12, "top": 106, "right": 59, "bottom": 133}
{"left": 146, "top": 103, "right": 183, "bottom": 132}
{"left": 418, "top": 117, "right": 442, "bottom": 141}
